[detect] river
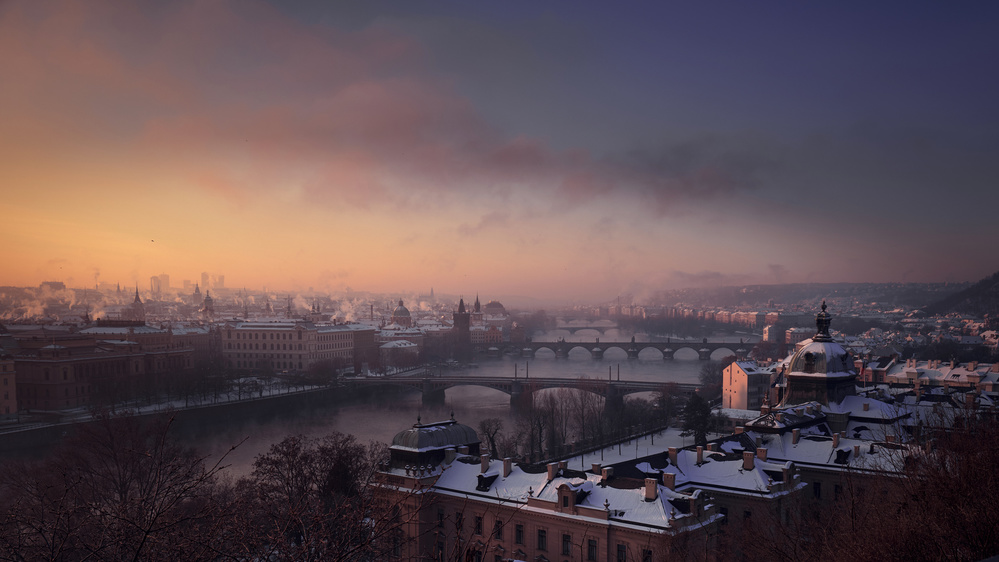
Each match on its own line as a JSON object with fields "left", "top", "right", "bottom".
{"left": 195, "top": 330, "right": 757, "bottom": 477}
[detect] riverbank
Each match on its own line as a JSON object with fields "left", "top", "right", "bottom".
{"left": 0, "top": 382, "right": 409, "bottom": 457}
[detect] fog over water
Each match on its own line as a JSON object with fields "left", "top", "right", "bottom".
{"left": 196, "top": 331, "right": 757, "bottom": 477}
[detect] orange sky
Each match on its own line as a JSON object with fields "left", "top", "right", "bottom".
{"left": 2, "top": 1, "right": 996, "bottom": 302}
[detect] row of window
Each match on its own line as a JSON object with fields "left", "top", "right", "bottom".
{"left": 435, "top": 509, "right": 649, "bottom": 561}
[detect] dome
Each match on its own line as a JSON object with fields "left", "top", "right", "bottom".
{"left": 788, "top": 340, "right": 853, "bottom": 375}
{"left": 780, "top": 301, "right": 857, "bottom": 407}
{"left": 483, "top": 300, "right": 506, "bottom": 315}
{"left": 392, "top": 299, "right": 411, "bottom": 318}
{"left": 391, "top": 419, "right": 480, "bottom": 452}
{"left": 787, "top": 301, "right": 852, "bottom": 376}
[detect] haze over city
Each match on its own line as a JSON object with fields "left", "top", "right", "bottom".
{"left": 2, "top": 1, "right": 998, "bottom": 302}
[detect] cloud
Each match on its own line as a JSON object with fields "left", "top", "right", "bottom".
{"left": 456, "top": 211, "right": 511, "bottom": 236}
{"left": 0, "top": 0, "right": 767, "bottom": 223}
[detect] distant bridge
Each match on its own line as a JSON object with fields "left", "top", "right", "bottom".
{"left": 550, "top": 322, "right": 619, "bottom": 336}
{"left": 345, "top": 375, "right": 701, "bottom": 411}
{"left": 472, "top": 340, "right": 752, "bottom": 361}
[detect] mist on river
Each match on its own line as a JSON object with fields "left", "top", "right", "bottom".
{"left": 196, "top": 330, "right": 757, "bottom": 477}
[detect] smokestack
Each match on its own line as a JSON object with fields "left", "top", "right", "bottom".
{"left": 668, "top": 447, "right": 678, "bottom": 465}
{"left": 503, "top": 458, "right": 512, "bottom": 478}
{"left": 481, "top": 454, "right": 490, "bottom": 473}
{"left": 547, "top": 462, "right": 558, "bottom": 481}
{"left": 696, "top": 446, "right": 703, "bottom": 464}
{"left": 742, "top": 451, "right": 755, "bottom": 471}
{"left": 662, "top": 472, "right": 676, "bottom": 491}
{"left": 756, "top": 448, "right": 768, "bottom": 462}
{"left": 644, "top": 478, "right": 658, "bottom": 501}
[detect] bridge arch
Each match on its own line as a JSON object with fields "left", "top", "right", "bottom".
{"left": 637, "top": 347, "right": 665, "bottom": 360}
{"left": 710, "top": 347, "right": 739, "bottom": 360}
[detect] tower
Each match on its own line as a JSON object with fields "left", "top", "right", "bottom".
{"left": 452, "top": 298, "right": 472, "bottom": 362}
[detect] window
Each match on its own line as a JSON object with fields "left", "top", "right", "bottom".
{"left": 813, "top": 482, "right": 822, "bottom": 500}
{"left": 515, "top": 524, "right": 524, "bottom": 545}
{"left": 474, "top": 515, "right": 483, "bottom": 535}
{"left": 642, "top": 549, "right": 653, "bottom": 562}
{"left": 834, "top": 484, "right": 843, "bottom": 501}
{"left": 537, "top": 529, "right": 547, "bottom": 551}
{"left": 437, "top": 509, "right": 444, "bottom": 528}
{"left": 562, "top": 533, "right": 571, "bottom": 556}
{"left": 455, "top": 512, "right": 463, "bottom": 531}
{"left": 493, "top": 519, "right": 503, "bottom": 541}
{"left": 588, "top": 539, "right": 597, "bottom": 560}
{"left": 617, "top": 544, "right": 627, "bottom": 562}
{"left": 563, "top": 495, "right": 569, "bottom": 507}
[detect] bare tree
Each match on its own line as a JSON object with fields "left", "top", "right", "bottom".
{"left": 478, "top": 417, "right": 504, "bottom": 458}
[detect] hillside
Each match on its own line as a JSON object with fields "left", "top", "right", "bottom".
{"left": 924, "top": 270, "right": 999, "bottom": 317}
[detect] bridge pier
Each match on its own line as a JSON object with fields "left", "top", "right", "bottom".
{"left": 555, "top": 347, "right": 569, "bottom": 359}
{"left": 627, "top": 347, "right": 640, "bottom": 360}
{"left": 590, "top": 348, "right": 604, "bottom": 360}
{"left": 422, "top": 388, "right": 446, "bottom": 408}
{"left": 662, "top": 348, "right": 674, "bottom": 360}
{"left": 521, "top": 348, "right": 535, "bottom": 359}
{"left": 422, "top": 379, "right": 446, "bottom": 408}
{"left": 698, "top": 348, "right": 711, "bottom": 361}
{"left": 604, "top": 385, "right": 625, "bottom": 417}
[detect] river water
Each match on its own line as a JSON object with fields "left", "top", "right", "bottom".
{"left": 197, "top": 331, "right": 757, "bottom": 477}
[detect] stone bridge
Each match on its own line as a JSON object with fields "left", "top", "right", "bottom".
{"left": 472, "top": 340, "right": 751, "bottom": 361}
{"left": 345, "top": 375, "right": 700, "bottom": 412}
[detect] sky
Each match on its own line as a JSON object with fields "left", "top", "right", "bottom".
{"left": 2, "top": 0, "right": 997, "bottom": 303}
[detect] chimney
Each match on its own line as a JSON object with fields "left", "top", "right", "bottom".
{"left": 591, "top": 463, "right": 602, "bottom": 474}
{"left": 735, "top": 426, "right": 745, "bottom": 434}
{"left": 481, "top": 454, "right": 490, "bottom": 473}
{"left": 503, "top": 457, "right": 512, "bottom": 478}
{"left": 991, "top": 363, "right": 999, "bottom": 373}
{"left": 760, "top": 405, "right": 770, "bottom": 415}
{"left": 805, "top": 405, "right": 813, "bottom": 415}
{"left": 458, "top": 445, "right": 470, "bottom": 455}
{"left": 966, "top": 392, "right": 977, "bottom": 409}
{"left": 853, "top": 444, "right": 860, "bottom": 458}
{"left": 776, "top": 412, "right": 784, "bottom": 423}
{"left": 668, "top": 447, "right": 678, "bottom": 465}
{"left": 706, "top": 443, "right": 716, "bottom": 452}
{"left": 558, "top": 460, "right": 568, "bottom": 471}
{"left": 782, "top": 464, "right": 791, "bottom": 484}
{"left": 742, "top": 451, "right": 755, "bottom": 471}
{"left": 662, "top": 472, "right": 676, "bottom": 491}
{"left": 696, "top": 446, "right": 703, "bottom": 464}
{"left": 644, "top": 478, "right": 658, "bottom": 501}
{"left": 444, "top": 447, "right": 457, "bottom": 464}
{"left": 863, "top": 402, "right": 870, "bottom": 411}
{"left": 794, "top": 408, "right": 804, "bottom": 417}
{"left": 969, "top": 361, "right": 978, "bottom": 371}
{"left": 833, "top": 433, "right": 840, "bottom": 447}
{"left": 547, "top": 462, "right": 558, "bottom": 481}
{"left": 601, "top": 467, "right": 614, "bottom": 481}
{"left": 792, "top": 428, "right": 801, "bottom": 444}
{"left": 756, "top": 447, "right": 768, "bottom": 462}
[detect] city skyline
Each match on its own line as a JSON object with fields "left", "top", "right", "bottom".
{"left": 2, "top": 1, "right": 998, "bottom": 302}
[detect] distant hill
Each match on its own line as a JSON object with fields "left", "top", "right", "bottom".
{"left": 924, "top": 271, "right": 999, "bottom": 317}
